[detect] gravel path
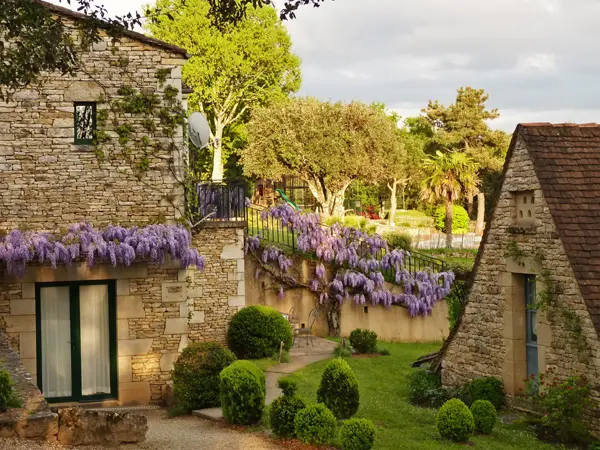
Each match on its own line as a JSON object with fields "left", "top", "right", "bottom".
{"left": 0, "top": 410, "right": 284, "bottom": 450}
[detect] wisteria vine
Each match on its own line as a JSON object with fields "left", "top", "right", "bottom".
{"left": 246, "top": 204, "right": 455, "bottom": 335}
{"left": 0, "top": 223, "right": 204, "bottom": 277}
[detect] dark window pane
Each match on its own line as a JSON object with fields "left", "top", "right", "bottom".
{"left": 75, "top": 103, "right": 96, "bottom": 143}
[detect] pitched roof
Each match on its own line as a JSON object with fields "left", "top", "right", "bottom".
{"left": 38, "top": 0, "right": 189, "bottom": 57}
{"left": 520, "top": 123, "right": 600, "bottom": 333}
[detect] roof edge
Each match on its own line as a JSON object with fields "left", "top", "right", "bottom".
{"left": 37, "top": 0, "right": 189, "bottom": 57}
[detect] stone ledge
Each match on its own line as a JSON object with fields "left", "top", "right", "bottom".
{"left": 195, "top": 221, "right": 247, "bottom": 229}
{"left": 507, "top": 225, "right": 537, "bottom": 235}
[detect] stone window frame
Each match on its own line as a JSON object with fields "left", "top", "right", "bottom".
{"left": 74, "top": 102, "right": 97, "bottom": 145}
{"left": 514, "top": 191, "right": 536, "bottom": 225}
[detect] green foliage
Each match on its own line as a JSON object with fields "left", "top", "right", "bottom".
{"left": 526, "top": 372, "right": 593, "bottom": 445}
{"left": 446, "top": 280, "right": 466, "bottom": 330}
{"left": 470, "top": 400, "right": 496, "bottom": 434}
{"left": 349, "top": 329, "right": 378, "bottom": 354}
{"left": 269, "top": 379, "right": 306, "bottom": 438}
{"left": 436, "top": 398, "right": 475, "bottom": 442}
{"left": 219, "top": 360, "right": 265, "bottom": 425}
{"left": 227, "top": 305, "right": 293, "bottom": 359}
{"left": 434, "top": 205, "right": 470, "bottom": 233}
{"left": 468, "top": 377, "right": 504, "bottom": 410}
{"left": 294, "top": 404, "right": 337, "bottom": 445}
{"left": 171, "top": 342, "right": 236, "bottom": 412}
{"left": 0, "top": 370, "right": 20, "bottom": 411}
{"left": 340, "top": 418, "right": 377, "bottom": 450}
{"left": 317, "top": 358, "right": 359, "bottom": 419}
{"left": 407, "top": 369, "right": 447, "bottom": 407}
{"left": 383, "top": 231, "right": 412, "bottom": 250}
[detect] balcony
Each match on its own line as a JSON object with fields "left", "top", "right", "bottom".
{"left": 189, "top": 182, "right": 247, "bottom": 227}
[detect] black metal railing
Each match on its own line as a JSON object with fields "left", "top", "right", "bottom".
{"left": 190, "top": 182, "right": 247, "bottom": 223}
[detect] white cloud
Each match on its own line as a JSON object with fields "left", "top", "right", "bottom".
{"left": 515, "top": 54, "right": 558, "bottom": 73}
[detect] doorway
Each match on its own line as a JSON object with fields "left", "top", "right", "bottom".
{"left": 525, "top": 275, "right": 538, "bottom": 378}
{"left": 35, "top": 280, "right": 117, "bottom": 402}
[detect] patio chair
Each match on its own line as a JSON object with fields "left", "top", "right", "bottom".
{"left": 293, "top": 307, "right": 319, "bottom": 347}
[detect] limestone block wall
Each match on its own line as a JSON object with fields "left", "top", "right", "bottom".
{"left": 442, "top": 136, "right": 600, "bottom": 431}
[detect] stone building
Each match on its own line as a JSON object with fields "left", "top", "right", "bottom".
{"left": 440, "top": 123, "right": 600, "bottom": 427}
{"left": 0, "top": 1, "right": 246, "bottom": 410}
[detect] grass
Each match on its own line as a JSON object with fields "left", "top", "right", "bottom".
{"left": 283, "top": 342, "right": 557, "bottom": 450}
{"left": 250, "top": 351, "right": 291, "bottom": 371}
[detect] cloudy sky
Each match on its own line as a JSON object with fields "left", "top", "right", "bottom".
{"left": 51, "top": 0, "right": 600, "bottom": 131}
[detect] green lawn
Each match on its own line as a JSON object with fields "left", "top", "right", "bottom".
{"left": 284, "top": 342, "right": 556, "bottom": 450}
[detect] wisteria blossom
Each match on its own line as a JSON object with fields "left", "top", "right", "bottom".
{"left": 247, "top": 204, "right": 455, "bottom": 320}
{"left": 0, "top": 223, "right": 204, "bottom": 277}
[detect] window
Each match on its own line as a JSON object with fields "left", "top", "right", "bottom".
{"left": 515, "top": 191, "right": 535, "bottom": 225}
{"left": 525, "top": 275, "right": 538, "bottom": 378}
{"left": 74, "top": 102, "right": 96, "bottom": 145}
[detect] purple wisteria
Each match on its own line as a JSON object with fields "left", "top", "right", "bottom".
{"left": 0, "top": 223, "right": 204, "bottom": 277}
{"left": 248, "top": 204, "right": 455, "bottom": 319}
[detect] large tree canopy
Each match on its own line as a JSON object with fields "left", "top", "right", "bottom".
{"left": 241, "top": 97, "right": 400, "bottom": 217}
{"left": 146, "top": 0, "right": 301, "bottom": 182}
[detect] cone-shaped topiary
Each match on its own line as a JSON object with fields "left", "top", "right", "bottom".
{"left": 436, "top": 398, "right": 475, "bottom": 442}
{"left": 294, "top": 404, "right": 336, "bottom": 445}
{"left": 470, "top": 400, "right": 496, "bottom": 434}
{"left": 340, "top": 418, "right": 377, "bottom": 450}
{"left": 269, "top": 379, "right": 307, "bottom": 438}
{"left": 219, "top": 360, "right": 265, "bottom": 425}
{"left": 317, "top": 358, "right": 359, "bottom": 419}
{"left": 227, "top": 305, "right": 293, "bottom": 359}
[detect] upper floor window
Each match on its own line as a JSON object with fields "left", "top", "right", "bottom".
{"left": 515, "top": 191, "right": 535, "bottom": 225}
{"left": 74, "top": 102, "right": 96, "bottom": 145}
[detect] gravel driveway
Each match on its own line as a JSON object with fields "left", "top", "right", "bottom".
{"left": 0, "top": 410, "right": 284, "bottom": 450}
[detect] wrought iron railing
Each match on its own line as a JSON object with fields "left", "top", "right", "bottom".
{"left": 190, "top": 182, "right": 247, "bottom": 223}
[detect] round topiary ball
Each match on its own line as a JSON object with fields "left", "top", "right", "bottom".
{"left": 436, "top": 398, "right": 475, "bottom": 442}
{"left": 227, "top": 305, "right": 293, "bottom": 359}
{"left": 269, "top": 380, "right": 307, "bottom": 438}
{"left": 470, "top": 400, "right": 496, "bottom": 434}
{"left": 339, "top": 418, "right": 377, "bottom": 450}
{"left": 317, "top": 358, "right": 360, "bottom": 419}
{"left": 219, "top": 360, "right": 266, "bottom": 425}
{"left": 294, "top": 404, "right": 337, "bottom": 445}
{"left": 171, "top": 342, "right": 236, "bottom": 412}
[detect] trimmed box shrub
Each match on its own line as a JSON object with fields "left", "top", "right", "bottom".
{"left": 468, "top": 377, "right": 504, "bottom": 409}
{"left": 294, "top": 404, "right": 336, "bottom": 445}
{"left": 219, "top": 360, "right": 265, "bottom": 425}
{"left": 269, "top": 378, "right": 306, "bottom": 438}
{"left": 340, "top": 418, "right": 377, "bottom": 450}
{"left": 434, "top": 205, "right": 469, "bottom": 233}
{"left": 470, "top": 400, "right": 496, "bottom": 434}
{"left": 436, "top": 398, "right": 475, "bottom": 442}
{"left": 349, "top": 329, "right": 377, "bottom": 354}
{"left": 227, "top": 305, "right": 293, "bottom": 359}
{"left": 317, "top": 358, "right": 359, "bottom": 419}
{"left": 171, "top": 342, "right": 236, "bottom": 412}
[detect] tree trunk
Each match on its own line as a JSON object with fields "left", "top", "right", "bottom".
{"left": 401, "top": 184, "right": 406, "bottom": 210}
{"left": 476, "top": 192, "right": 485, "bottom": 235}
{"left": 210, "top": 122, "right": 224, "bottom": 182}
{"left": 445, "top": 198, "right": 453, "bottom": 249}
{"left": 388, "top": 179, "right": 398, "bottom": 226}
{"left": 306, "top": 180, "right": 349, "bottom": 218}
{"left": 325, "top": 301, "right": 341, "bottom": 337}
{"left": 467, "top": 195, "right": 474, "bottom": 217}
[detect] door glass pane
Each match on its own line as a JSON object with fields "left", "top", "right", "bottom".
{"left": 79, "top": 285, "right": 111, "bottom": 396}
{"left": 525, "top": 275, "right": 539, "bottom": 377}
{"left": 40, "top": 286, "right": 72, "bottom": 398}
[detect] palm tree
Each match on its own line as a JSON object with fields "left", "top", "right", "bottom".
{"left": 421, "top": 151, "right": 479, "bottom": 248}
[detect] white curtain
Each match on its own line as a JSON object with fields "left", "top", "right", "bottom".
{"left": 79, "top": 285, "right": 111, "bottom": 396}
{"left": 40, "top": 286, "right": 72, "bottom": 398}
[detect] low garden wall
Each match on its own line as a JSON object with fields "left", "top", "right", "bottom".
{"left": 245, "top": 255, "right": 449, "bottom": 342}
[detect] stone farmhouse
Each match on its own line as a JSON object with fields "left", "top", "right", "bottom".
{"left": 0, "top": 1, "right": 246, "bottom": 411}
{"left": 440, "top": 123, "right": 600, "bottom": 431}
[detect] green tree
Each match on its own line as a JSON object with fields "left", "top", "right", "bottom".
{"left": 146, "top": 0, "right": 301, "bottom": 182}
{"left": 421, "top": 151, "right": 478, "bottom": 248}
{"left": 241, "top": 98, "right": 399, "bottom": 217}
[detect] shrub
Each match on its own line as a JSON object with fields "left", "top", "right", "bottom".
{"left": 334, "top": 343, "right": 353, "bottom": 358}
{"left": 317, "top": 358, "right": 360, "bottom": 419}
{"left": 349, "top": 329, "right": 377, "bottom": 354}
{"left": 468, "top": 377, "right": 504, "bottom": 409}
{"left": 171, "top": 342, "right": 236, "bottom": 412}
{"left": 470, "top": 400, "right": 496, "bottom": 434}
{"left": 434, "top": 205, "right": 469, "bottom": 233}
{"left": 446, "top": 280, "right": 466, "bottom": 331}
{"left": 340, "top": 418, "right": 377, "bottom": 450}
{"left": 383, "top": 232, "right": 412, "bottom": 250}
{"left": 0, "top": 370, "right": 20, "bottom": 411}
{"left": 219, "top": 360, "right": 266, "bottom": 425}
{"left": 294, "top": 404, "right": 336, "bottom": 445}
{"left": 407, "top": 369, "right": 448, "bottom": 407}
{"left": 269, "top": 379, "right": 306, "bottom": 438}
{"left": 227, "top": 305, "right": 293, "bottom": 359}
{"left": 436, "top": 398, "right": 475, "bottom": 442}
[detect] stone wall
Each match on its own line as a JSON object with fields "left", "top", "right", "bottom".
{"left": 0, "top": 18, "right": 187, "bottom": 232}
{"left": 442, "top": 136, "right": 600, "bottom": 431}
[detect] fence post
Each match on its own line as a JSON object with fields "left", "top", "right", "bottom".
{"left": 461, "top": 232, "right": 465, "bottom": 249}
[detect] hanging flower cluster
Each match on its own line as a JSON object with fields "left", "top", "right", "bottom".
{"left": 0, "top": 223, "right": 204, "bottom": 277}
{"left": 249, "top": 204, "right": 455, "bottom": 317}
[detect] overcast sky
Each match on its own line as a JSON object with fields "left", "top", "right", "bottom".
{"left": 51, "top": 0, "right": 600, "bottom": 131}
